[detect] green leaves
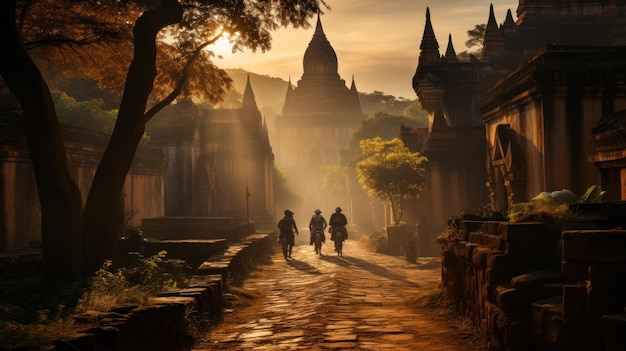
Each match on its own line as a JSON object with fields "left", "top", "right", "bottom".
{"left": 579, "top": 185, "right": 604, "bottom": 203}
{"left": 356, "top": 137, "right": 428, "bottom": 225}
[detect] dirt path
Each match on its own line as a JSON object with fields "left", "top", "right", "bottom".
{"left": 191, "top": 236, "right": 490, "bottom": 350}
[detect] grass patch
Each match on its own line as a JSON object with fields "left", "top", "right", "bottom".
{"left": 0, "top": 251, "right": 193, "bottom": 349}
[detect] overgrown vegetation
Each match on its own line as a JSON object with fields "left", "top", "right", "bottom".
{"left": 435, "top": 186, "right": 605, "bottom": 250}
{"left": 435, "top": 206, "right": 504, "bottom": 250}
{"left": 507, "top": 185, "right": 604, "bottom": 222}
{"left": 0, "top": 251, "right": 192, "bottom": 349}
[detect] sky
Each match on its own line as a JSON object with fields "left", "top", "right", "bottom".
{"left": 211, "top": 0, "right": 519, "bottom": 99}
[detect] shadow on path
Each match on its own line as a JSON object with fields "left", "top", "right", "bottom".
{"left": 321, "top": 254, "right": 409, "bottom": 281}
{"left": 286, "top": 258, "right": 323, "bottom": 275}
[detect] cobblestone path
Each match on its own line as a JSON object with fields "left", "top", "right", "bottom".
{"left": 191, "top": 236, "right": 487, "bottom": 350}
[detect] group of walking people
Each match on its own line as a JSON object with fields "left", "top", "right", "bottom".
{"left": 276, "top": 207, "right": 348, "bottom": 259}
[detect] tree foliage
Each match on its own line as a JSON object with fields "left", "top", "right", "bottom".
{"left": 458, "top": 23, "right": 485, "bottom": 60}
{"left": 1, "top": 0, "right": 328, "bottom": 281}
{"left": 320, "top": 112, "right": 426, "bottom": 211}
{"left": 465, "top": 24, "right": 486, "bottom": 50}
{"left": 358, "top": 91, "right": 413, "bottom": 116}
{"left": 356, "top": 137, "right": 427, "bottom": 225}
{"left": 53, "top": 92, "right": 117, "bottom": 134}
{"left": 340, "top": 112, "right": 426, "bottom": 167}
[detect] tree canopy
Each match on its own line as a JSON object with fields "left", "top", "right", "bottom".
{"left": 340, "top": 112, "right": 426, "bottom": 167}
{"left": 1, "top": 0, "right": 329, "bottom": 281}
{"left": 356, "top": 137, "right": 427, "bottom": 226}
{"left": 358, "top": 91, "right": 412, "bottom": 116}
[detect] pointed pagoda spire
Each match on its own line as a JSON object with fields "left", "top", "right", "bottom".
{"left": 501, "top": 9, "right": 518, "bottom": 35}
{"left": 242, "top": 74, "right": 257, "bottom": 110}
{"left": 350, "top": 74, "right": 357, "bottom": 91}
{"left": 303, "top": 13, "right": 338, "bottom": 75}
{"left": 483, "top": 4, "right": 504, "bottom": 62}
{"left": 418, "top": 7, "right": 441, "bottom": 65}
{"left": 444, "top": 34, "right": 458, "bottom": 62}
{"left": 314, "top": 13, "right": 325, "bottom": 39}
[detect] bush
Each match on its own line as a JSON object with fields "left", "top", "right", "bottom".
{"left": 0, "top": 251, "right": 192, "bottom": 349}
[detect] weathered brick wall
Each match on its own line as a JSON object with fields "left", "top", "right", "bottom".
{"left": 442, "top": 220, "right": 562, "bottom": 351}
{"left": 442, "top": 206, "right": 626, "bottom": 351}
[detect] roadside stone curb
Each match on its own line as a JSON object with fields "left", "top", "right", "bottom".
{"left": 36, "top": 233, "right": 273, "bottom": 351}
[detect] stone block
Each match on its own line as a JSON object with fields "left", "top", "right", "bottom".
{"left": 502, "top": 223, "right": 555, "bottom": 266}
{"left": 460, "top": 220, "right": 485, "bottom": 240}
{"left": 503, "top": 316, "right": 531, "bottom": 351}
{"left": 510, "top": 270, "right": 563, "bottom": 290}
{"left": 589, "top": 263, "right": 626, "bottom": 288}
{"left": 501, "top": 222, "right": 550, "bottom": 241}
{"left": 558, "top": 319, "right": 599, "bottom": 351}
{"left": 587, "top": 286, "right": 626, "bottom": 322}
{"left": 457, "top": 242, "right": 478, "bottom": 260}
{"left": 562, "top": 284, "right": 587, "bottom": 320}
{"left": 487, "top": 251, "right": 507, "bottom": 268}
{"left": 468, "top": 231, "right": 483, "bottom": 244}
{"left": 488, "top": 221, "right": 506, "bottom": 235}
{"left": 188, "top": 274, "right": 222, "bottom": 288}
{"left": 472, "top": 246, "right": 492, "bottom": 267}
{"left": 486, "top": 267, "right": 511, "bottom": 292}
{"left": 562, "top": 230, "right": 626, "bottom": 263}
{"left": 562, "top": 261, "right": 589, "bottom": 281}
{"left": 531, "top": 296, "right": 563, "bottom": 345}
{"left": 602, "top": 314, "right": 626, "bottom": 351}
{"left": 483, "top": 234, "right": 505, "bottom": 250}
{"left": 495, "top": 285, "right": 524, "bottom": 312}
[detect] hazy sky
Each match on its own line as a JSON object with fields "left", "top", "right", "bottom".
{"left": 212, "top": 1, "right": 518, "bottom": 99}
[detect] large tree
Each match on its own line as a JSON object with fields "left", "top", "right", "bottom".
{"left": 0, "top": 0, "right": 327, "bottom": 281}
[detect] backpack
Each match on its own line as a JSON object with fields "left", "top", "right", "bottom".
{"left": 278, "top": 217, "right": 293, "bottom": 234}
{"left": 330, "top": 213, "right": 346, "bottom": 226}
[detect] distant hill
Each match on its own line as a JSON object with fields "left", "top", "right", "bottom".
{"left": 224, "top": 68, "right": 417, "bottom": 118}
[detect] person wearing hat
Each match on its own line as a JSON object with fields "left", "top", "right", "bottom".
{"left": 308, "top": 209, "right": 327, "bottom": 245}
{"left": 329, "top": 207, "right": 348, "bottom": 241}
{"left": 277, "top": 209, "right": 298, "bottom": 258}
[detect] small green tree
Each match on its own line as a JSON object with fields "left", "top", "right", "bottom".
{"left": 356, "top": 137, "right": 428, "bottom": 226}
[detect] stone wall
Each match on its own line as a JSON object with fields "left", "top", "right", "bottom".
{"left": 12, "top": 233, "right": 273, "bottom": 351}
{"left": 442, "top": 202, "right": 626, "bottom": 351}
{"left": 0, "top": 124, "right": 165, "bottom": 251}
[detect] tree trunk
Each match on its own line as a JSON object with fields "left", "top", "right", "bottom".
{"left": 0, "top": 0, "right": 83, "bottom": 281}
{"left": 81, "top": 0, "right": 183, "bottom": 276}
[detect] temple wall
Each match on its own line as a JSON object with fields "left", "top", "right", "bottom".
{"left": 0, "top": 127, "right": 165, "bottom": 251}
{"left": 162, "top": 144, "right": 198, "bottom": 216}
{"left": 483, "top": 47, "right": 626, "bottom": 209}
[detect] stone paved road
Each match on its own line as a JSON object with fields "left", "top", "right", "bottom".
{"left": 191, "top": 236, "right": 488, "bottom": 351}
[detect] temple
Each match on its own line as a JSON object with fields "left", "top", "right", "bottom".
{"left": 147, "top": 75, "right": 275, "bottom": 227}
{"left": 407, "top": 1, "right": 626, "bottom": 241}
{"left": 274, "top": 15, "right": 366, "bottom": 217}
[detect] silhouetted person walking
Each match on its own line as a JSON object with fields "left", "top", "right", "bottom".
{"left": 277, "top": 209, "right": 298, "bottom": 259}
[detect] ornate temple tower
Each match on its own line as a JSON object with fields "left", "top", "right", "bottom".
{"left": 275, "top": 15, "right": 365, "bottom": 219}
{"left": 410, "top": 1, "right": 626, "bottom": 233}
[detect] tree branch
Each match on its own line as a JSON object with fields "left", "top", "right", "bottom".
{"left": 141, "top": 30, "right": 225, "bottom": 124}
